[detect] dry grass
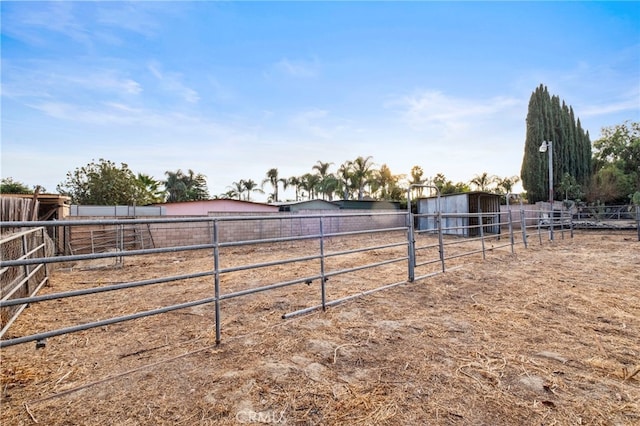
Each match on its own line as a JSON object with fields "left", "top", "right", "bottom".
{"left": 1, "top": 231, "right": 639, "bottom": 425}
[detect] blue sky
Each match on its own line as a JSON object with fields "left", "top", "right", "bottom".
{"left": 2, "top": 1, "right": 639, "bottom": 201}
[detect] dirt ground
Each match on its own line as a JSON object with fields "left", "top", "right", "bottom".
{"left": 1, "top": 231, "right": 639, "bottom": 425}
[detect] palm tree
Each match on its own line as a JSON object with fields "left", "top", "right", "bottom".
{"left": 262, "top": 168, "right": 281, "bottom": 202}
{"left": 321, "top": 175, "right": 339, "bottom": 201}
{"left": 164, "top": 169, "right": 209, "bottom": 202}
{"left": 312, "top": 160, "right": 334, "bottom": 200}
{"left": 228, "top": 180, "right": 245, "bottom": 200}
{"left": 183, "top": 169, "right": 209, "bottom": 200}
{"left": 470, "top": 172, "right": 497, "bottom": 192}
{"left": 242, "top": 179, "right": 263, "bottom": 201}
{"left": 351, "top": 156, "right": 375, "bottom": 200}
{"left": 495, "top": 175, "right": 521, "bottom": 195}
{"left": 287, "top": 176, "right": 302, "bottom": 201}
{"left": 137, "top": 173, "right": 165, "bottom": 204}
{"left": 336, "top": 161, "right": 355, "bottom": 200}
{"left": 219, "top": 189, "right": 237, "bottom": 199}
{"left": 164, "top": 170, "right": 188, "bottom": 202}
{"left": 372, "top": 164, "right": 405, "bottom": 200}
{"left": 312, "top": 161, "right": 332, "bottom": 177}
{"left": 300, "top": 173, "right": 321, "bottom": 200}
{"left": 409, "top": 165, "right": 426, "bottom": 199}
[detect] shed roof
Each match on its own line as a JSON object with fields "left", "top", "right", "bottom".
{"left": 274, "top": 199, "right": 339, "bottom": 211}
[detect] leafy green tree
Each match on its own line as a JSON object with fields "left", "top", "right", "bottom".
{"left": 164, "top": 169, "right": 209, "bottom": 202}
{"left": 558, "top": 172, "right": 584, "bottom": 201}
{"left": 592, "top": 121, "right": 639, "bottom": 174}
{"left": 588, "top": 165, "right": 634, "bottom": 204}
{"left": 57, "top": 159, "right": 151, "bottom": 205}
{"left": 589, "top": 121, "right": 639, "bottom": 204}
{"left": 1, "top": 178, "right": 33, "bottom": 194}
{"left": 520, "top": 84, "right": 592, "bottom": 203}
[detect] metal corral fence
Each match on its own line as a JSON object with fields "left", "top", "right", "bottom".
{"left": 0, "top": 227, "right": 53, "bottom": 336}
{"left": 0, "top": 202, "right": 579, "bottom": 349}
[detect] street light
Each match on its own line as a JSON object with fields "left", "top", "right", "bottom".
{"left": 539, "top": 140, "right": 554, "bottom": 240}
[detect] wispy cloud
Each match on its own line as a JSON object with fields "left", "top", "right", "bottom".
{"left": 30, "top": 101, "right": 154, "bottom": 126}
{"left": 271, "top": 57, "right": 320, "bottom": 78}
{"left": 391, "top": 90, "right": 521, "bottom": 135}
{"left": 2, "top": 62, "right": 142, "bottom": 100}
{"left": 3, "top": 1, "right": 172, "bottom": 46}
{"left": 289, "top": 107, "right": 353, "bottom": 140}
{"left": 291, "top": 108, "right": 329, "bottom": 137}
{"left": 96, "top": 2, "right": 164, "bottom": 38}
{"left": 523, "top": 50, "right": 640, "bottom": 123}
{"left": 2, "top": 2, "right": 91, "bottom": 47}
{"left": 580, "top": 95, "right": 640, "bottom": 117}
{"left": 148, "top": 62, "right": 200, "bottom": 103}
{"left": 68, "top": 72, "right": 143, "bottom": 96}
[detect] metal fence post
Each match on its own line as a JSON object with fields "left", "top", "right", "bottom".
{"left": 21, "top": 234, "right": 30, "bottom": 294}
{"left": 478, "top": 209, "right": 486, "bottom": 260}
{"left": 437, "top": 211, "right": 445, "bottom": 273}
{"left": 213, "top": 219, "right": 221, "bottom": 345}
{"left": 559, "top": 205, "right": 565, "bottom": 240}
{"left": 537, "top": 211, "right": 543, "bottom": 245}
{"left": 636, "top": 205, "right": 640, "bottom": 242}
{"left": 319, "top": 217, "right": 327, "bottom": 310}
{"left": 508, "top": 209, "right": 514, "bottom": 254}
{"left": 41, "top": 228, "right": 49, "bottom": 278}
{"left": 520, "top": 206, "right": 528, "bottom": 248}
{"left": 407, "top": 189, "right": 416, "bottom": 282}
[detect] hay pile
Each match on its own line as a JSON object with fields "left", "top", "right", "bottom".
{"left": 1, "top": 232, "right": 638, "bottom": 425}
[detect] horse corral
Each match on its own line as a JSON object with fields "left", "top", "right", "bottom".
{"left": 1, "top": 230, "right": 639, "bottom": 425}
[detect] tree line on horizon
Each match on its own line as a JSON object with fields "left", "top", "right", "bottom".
{"left": 2, "top": 84, "right": 638, "bottom": 207}
{"left": 0, "top": 158, "right": 520, "bottom": 205}
{"left": 1, "top": 156, "right": 520, "bottom": 206}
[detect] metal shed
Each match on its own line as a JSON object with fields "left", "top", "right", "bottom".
{"left": 417, "top": 192, "right": 501, "bottom": 237}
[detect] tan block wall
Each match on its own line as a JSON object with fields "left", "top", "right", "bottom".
{"left": 68, "top": 211, "right": 406, "bottom": 251}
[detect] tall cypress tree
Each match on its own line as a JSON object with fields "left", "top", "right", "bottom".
{"left": 520, "top": 84, "right": 592, "bottom": 203}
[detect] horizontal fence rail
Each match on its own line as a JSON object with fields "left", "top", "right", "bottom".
{"left": 0, "top": 203, "right": 605, "bottom": 348}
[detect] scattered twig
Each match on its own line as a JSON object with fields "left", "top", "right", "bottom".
{"left": 333, "top": 343, "right": 360, "bottom": 364}
{"left": 119, "top": 344, "right": 170, "bottom": 359}
{"left": 623, "top": 365, "right": 640, "bottom": 382}
{"left": 593, "top": 335, "right": 608, "bottom": 357}
{"left": 27, "top": 344, "right": 220, "bottom": 408}
{"left": 53, "top": 370, "right": 72, "bottom": 388}
{"left": 24, "top": 403, "right": 37, "bottom": 423}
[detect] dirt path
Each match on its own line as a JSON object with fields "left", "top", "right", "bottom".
{"left": 1, "top": 232, "right": 639, "bottom": 425}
